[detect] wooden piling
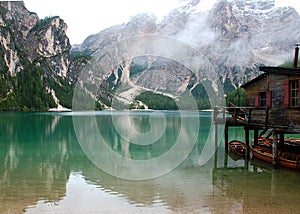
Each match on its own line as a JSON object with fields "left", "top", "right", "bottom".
{"left": 272, "top": 129, "right": 278, "bottom": 167}
{"left": 225, "top": 125, "right": 228, "bottom": 152}
{"left": 279, "top": 133, "right": 284, "bottom": 150}
{"left": 245, "top": 128, "right": 250, "bottom": 158}
{"left": 254, "top": 129, "right": 259, "bottom": 145}
{"left": 215, "top": 122, "right": 218, "bottom": 148}
{"left": 214, "top": 107, "right": 218, "bottom": 149}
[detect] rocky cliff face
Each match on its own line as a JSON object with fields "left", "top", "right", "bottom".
{"left": 0, "top": 1, "right": 73, "bottom": 78}
{"left": 77, "top": 0, "right": 300, "bottom": 107}
{"left": 0, "top": 1, "right": 36, "bottom": 75}
{"left": 25, "top": 16, "right": 71, "bottom": 77}
{"left": 2, "top": 1, "right": 300, "bottom": 110}
{"left": 0, "top": 1, "right": 83, "bottom": 111}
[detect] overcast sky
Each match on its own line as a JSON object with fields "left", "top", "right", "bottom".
{"left": 23, "top": 0, "right": 300, "bottom": 45}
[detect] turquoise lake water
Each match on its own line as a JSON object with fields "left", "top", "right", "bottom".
{"left": 1, "top": 111, "right": 300, "bottom": 213}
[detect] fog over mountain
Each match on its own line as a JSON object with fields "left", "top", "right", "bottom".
{"left": 74, "top": 0, "right": 300, "bottom": 108}
{"left": 1, "top": 0, "right": 300, "bottom": 110}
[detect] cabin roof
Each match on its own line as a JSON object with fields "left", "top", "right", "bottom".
{"left": 260, "top": 66, "right": 300, "bottom": 75}
{"left": 241, "top": 66, "right": 300, "bottom": 88}
{"left": 241, "top": 73, "right": 266, "bottom": 88}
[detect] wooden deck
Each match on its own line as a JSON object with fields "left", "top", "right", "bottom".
{"left": 213, "top": 104, "right": 300, "bottom": 133}
{"left": 213, "top": 103, "right": 300, "bottom": 168}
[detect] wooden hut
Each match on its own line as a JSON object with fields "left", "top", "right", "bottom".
{"left": 215, "top": 46, "right": 300, "bottom": 168}
{"left": 241, "top": 66, "right": 300, "bottom": 132}
{"left": 242, "top": 45, "right": 300, "bottom": 132}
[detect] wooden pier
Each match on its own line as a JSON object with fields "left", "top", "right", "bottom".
{"left": 213, "top": 103, "right": 300, "bottom": 167}
{"left": 214, "top": 48, "right": 300, "bottom": 169}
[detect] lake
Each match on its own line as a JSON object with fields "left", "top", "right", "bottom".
{"left": 1, "top": 111, "right": 300, "bottom": 213}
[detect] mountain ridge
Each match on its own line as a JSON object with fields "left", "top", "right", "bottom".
{"left": 79, "top": 0, "right": 300, "bottom": 84}
{"left": 1, "top": 1, "right": 300, "bottom": 111}
{"left": 0, "top": 1, "right": 85, "bottom": 111}
{"left": 73, "top": 0, "right": 300, "bottom": 109}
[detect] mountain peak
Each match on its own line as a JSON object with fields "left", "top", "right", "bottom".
{"left": 80, "top": 0, "right": 300, "bottom": 91}
{"left": 229, "top": 0, "right": 275, "bottom": 11}
{"left": 0, "top": 2, "right": 82, "bottom": 111}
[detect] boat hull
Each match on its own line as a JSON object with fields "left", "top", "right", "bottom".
{"left": 251, "top": 145, "right": 273, "bottom": 163}
{"left": 251, "top": 145, "right": 300, "bottom": 170}
{"left": 228, "top": 140, "right": 247, "bottom": 156}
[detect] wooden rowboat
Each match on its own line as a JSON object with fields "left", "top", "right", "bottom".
{"left": 251, "top": 145, "right": 300, "bottom": 170}
{"left": 250, "top": 145, "right": 273, "bottom": 163}
{"left": 257, "top": 137, "right": 272, "bottom": 147}
{"left": 228, "top": 140, "right": 247, "bottom": 156}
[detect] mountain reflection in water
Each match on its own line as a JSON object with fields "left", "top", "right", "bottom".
{"left": 0, "top": 111, "right": 300, "bottom": 214}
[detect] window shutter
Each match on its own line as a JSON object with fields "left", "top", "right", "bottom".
{"left": 254, "top": 93, "right": 259, "bottom": 107}
{"left": 266, "top": 90, "right": 272, "bottom": 108}
{"left": 284, "top": 80, "right": 289, "bottom": 107}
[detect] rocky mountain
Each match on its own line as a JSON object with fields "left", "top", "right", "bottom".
{"left": 1, "top": 1, "right": 300, "bottom": 111}
{"left": 0, "top": 1, "right": 86, "bottom": 111}
{"left": 74, "top": 0, "right": 300, "bottom": 109}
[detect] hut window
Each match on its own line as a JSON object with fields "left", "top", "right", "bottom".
{"left": 260, "top": 92, "right": 266, "bottom": 107}
{"left": 290, "top": 80, "right": 299, "bottom": 107}
{"left": 284, "top": 79, "right": 300, "bottom": 107}
{"left": 255, "top": 91, "right": 272, "bottom": 108}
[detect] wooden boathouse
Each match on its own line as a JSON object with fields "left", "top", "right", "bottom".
{"left": 214, "top": 45, "right": 300, "bottom": 167}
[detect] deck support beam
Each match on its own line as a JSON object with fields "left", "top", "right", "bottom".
{"left": 225, "top": 125, "right": 229, "bottom": 152}
{"left": 279, "top": 133, "right": 285, "bottom": 150}
{"left": 272, "top": 129, "right": 279, "bottom": 167}
{"left": 214, "top": 122, "right": 218, "bottom": 149}
{"left": 245, "top": 128, "right": 250, "bottom": 158}
{"left": 254, "top": 129, "right": 259, "bottom": 145}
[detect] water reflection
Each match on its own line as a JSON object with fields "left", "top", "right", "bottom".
{"left": 0, "top": 113, "right": 72, "bottom": 213}
{"left": 73, "top": 111, "right": 202, "bottom": 180}
{"left": 26, "top": 172, "right": 172, "bottom": 214}
{"left": 0, "top": 112, "right": 300, "bottom": 213}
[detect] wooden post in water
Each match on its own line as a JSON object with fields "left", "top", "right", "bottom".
{"left": 254, "top": 129, "right": 259, "bottom": 145}
{"left": 224, "top": 149, "right": 228, "bottom": 169}
{"left": 214, "top": 107, "right": 218, "bottom": 148}
{"left": 215, "top": 122, "right": 218, "bottom": 149}
{"left": 272, "top": 129, "right": 279, "bottom": 167}
{"left": 279, "top": 133, "right": 284, "bottom": 150}
{"left": 225, "top": 125, "right": 228, "bottom": 153}
{"left": 245, "top": 128, "right": 250, "bottom": 158}
{"left": 214, "top": 147, "right": 218, "bottom": 169}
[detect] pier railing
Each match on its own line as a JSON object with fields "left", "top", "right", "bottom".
{"left": 213, "top": 105, "right": 269, "bottom": 127}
